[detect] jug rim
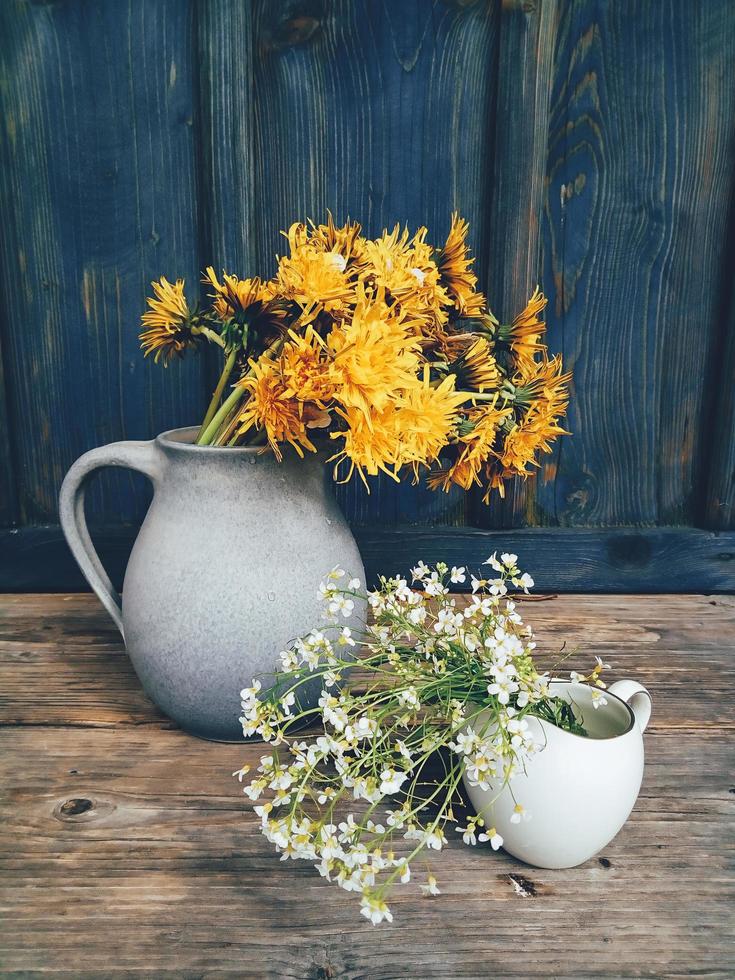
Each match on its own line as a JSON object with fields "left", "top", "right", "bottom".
{"left": 156, "top": 426, "right": 264, "bottom": 454}
{"left": 155, "top": 426, "right": 331, "bottom": 460}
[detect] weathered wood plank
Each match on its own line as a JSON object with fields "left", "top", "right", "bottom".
{"left": 0, "top": 0, "right": 206, "bottom": 524}
{"left": 0, "top": 333, "right": 17, "bottom": 525}
{"left": 476, "top": 0, "right": 558, "bottom": 530}
{"left": 249, "top": 0, "right": 499, "bottom": 527}
{"left": 0, "top": 725, "right": 731, "bottom": 977}
{"left": 0, "top": 593, "right": 733, "bottom": 975}
{"left": 536, "top": 0, "right": 735, "bottom": 529}
{"left": 195, "top": 0, "right": 256, "bottom": 275}
{"left": 195, "top": 0, "right": 257, "bottom": 398}
{"left": 1, "top": 593, "right": 733, "bottom": 731}
{"left": 2, "top": 524, "right": 734, "bottom": 594}
{"left": 704, "top": 255, "right": 735, "bottom": 529}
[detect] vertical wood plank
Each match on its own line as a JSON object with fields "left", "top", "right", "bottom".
{"left": 535, "top": 0, "right": 735, "bottom": 529}
{"left": 0, "top": 337, "right": 17, "bottom": 524}
{"left": 477, "top": 0, "right": 558, "bottom": 530}
{"left": 195, "top": 0, "right": 256, "bottom": 276}
{"left": 704, "top": 238, "right": 735, "bottom": 529}
{"left": 195, "top": 0, "right": 257, "bottom": 396}
{"left": 249, "top": 0, "right": 500, "bottom": 526}
{"left": 0, "top": 0, "right": 205, "bottom": 525}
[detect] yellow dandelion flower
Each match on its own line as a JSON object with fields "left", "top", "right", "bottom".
{"left": 360, "top": 225, "right": 450, "bottom": 332}
{"left": 276, "top": 243, "right": 355, "bottom": 318}
{"left": 306, "top": 213, "right": 366, "bottom": 265}
{"left": 283, "top": 221, "right": 310, "bottom": 253}
{"left": 203, "top": 267, "right": 271, "bottom": 318}
{"left": 202, "top": 267, "right": 287, "bottom": 350}
{"left": 501, "top": 287, "right": 548, "bottom": 370}
{"left": 330, "top": 370, "right": 464, "bottom": 488}
{"left": 235, "top": 358, "right": 317, "bottom": 461}
{"left": 329, "top": 404, "right": 403, "bottom": 487}
{"left": 448, "top": 337, "right": 499, "bottom": 392}
{"left": 139, "top": 277, "right": 197, "bottom": 364}
{"left": 511, "top": 353, "right": 571, "bottom": 421}
{"left": 392, "top": 372, "right": 467, "bottom": 477}
{"left": 437, "top": 213, "right": 486, "bottom": 317}
{"left": 428, "top": 400, "right": 511, "bottom": 493}
{"left": 328, "top": 287, "right": 421, "bottom": 417}
{"left": 494, "top": 407, "right": 569, "bottom": 476}
{"left": 279, "top": 327, "right": 335, "bottom": 405}
{"left": 482, "top": 354, "right": 571, "bottom": 498}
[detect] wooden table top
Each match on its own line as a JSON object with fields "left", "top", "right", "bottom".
{"left": 1, "top": 593, "right": 733, "bottom": 978}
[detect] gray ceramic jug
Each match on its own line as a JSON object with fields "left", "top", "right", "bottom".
{"left": 59, "top": 426, "right": 365, "bottom": 740}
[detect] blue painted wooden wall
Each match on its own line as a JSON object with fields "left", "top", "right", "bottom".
{"left": 1, "top": 0, "right": 734, "bottom": 591}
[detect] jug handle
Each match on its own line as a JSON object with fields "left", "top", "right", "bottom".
{"left": 58, "top": 441, "right": 163, "bottom": 638}
{"left": 608, "top": 679, "right": 652, "bottom": 732}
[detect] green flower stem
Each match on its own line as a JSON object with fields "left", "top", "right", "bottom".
{"left": 196, "top": 385, "right": 244, "bottom": 445}
{"left": 214, "top": 403, "right": 246, "bottom": 446}
{"left": 197, "top": 348, "right": 238, "bottom": 440}
{"left": 192, "top": 324, "right": 226, "bottom": 349}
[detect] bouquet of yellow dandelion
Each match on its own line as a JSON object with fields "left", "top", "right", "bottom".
{"left": 140, "top": 214, "right": 570, "bottom": 499}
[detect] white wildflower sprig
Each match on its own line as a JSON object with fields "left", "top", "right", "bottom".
{"left": 235, "top": 558, "right": 609, "bottom": 924}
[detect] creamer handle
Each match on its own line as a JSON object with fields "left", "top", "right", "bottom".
{"left": 59, "top": 441, "right": 163, "bottom": 637}
{"left": 609, "top": 680, "right": 652, "bottom": 733}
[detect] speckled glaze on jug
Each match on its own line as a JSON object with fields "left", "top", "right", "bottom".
{"left": 59, "top": 427, "right": 366, "bottom": 740}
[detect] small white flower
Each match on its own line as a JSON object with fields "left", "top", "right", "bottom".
{"left": 501, "top": 553, "right": 518, "bottom": 568}
{"left": 450, "top": 566, "right": 466, "bottom": 584}
{"left": 515, "top": 572, "right": 534, "bottom": 591}
{"left": 338, "top": 626, "right": 355, "bottom": 646}
{"left": 591, "top": 689, "right": 608, "bottom": 709}
{"left": 379, "top": 768, "right": 408, "bottom": 795}
{"left": 280, "top": 691, "right": 296, "bottom": 715}
{"left": 279, "top": 648, "right": 298, "bottom": 671}
{"left": 420, "top": 874, "right": 440, "bottom": 896}
{"left": 348, "top": 577, "right": 361, "bottom": 590}
{"left": 487, "top": 826, "right": 504, "bottom": 850}
{"left": 509, "top": 803, "right": 530, "bottom": 824}
{"left": 456, "top": 824, "right": 479, "bottom": 846}
{"left": 360, "top": 896, "right": 393, "bottom": 925}
{"left": 398, "top": 687, "right": 420, "bottom": 710}
{"left": 484, "top": 552, "right": 504, "bottom": 572}
{"left": 240, "top": 680, "right": 261, "bottom": 700}
{"left": 232, "top": 765, "right": 251, "bottom": 782}
{"left": 329, "top": 594, "right": 355, "bottom": 618}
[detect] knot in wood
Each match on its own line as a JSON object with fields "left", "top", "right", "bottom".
{"left": 60, "top": 798, "right": 93, "bottom": 817}
{"left": 507, "top": 873, "right": 537, "bottom": 897}
{"left": 271, "top": 15, "right": 321, "bottom": 49}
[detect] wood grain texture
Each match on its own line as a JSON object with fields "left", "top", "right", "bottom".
{"left": 2, "top": 524, "right": 734, "bottom": 594}
{"left": 704, "top": 248, "right": 735, "bottom": 529}
{"left": 0, "top": 0, "right": 206, "bottom": 524}
{"left": 249, "top": 0, "right": 500, "bottom": 527}
{"left": 537, "top": 0, "right": 735, "bottom": 530}
{"left": 476, "top": 0, "right": 558, "bottom": 530}
{"left": 0, "top": 334, "right": 17, "bottom": 525}
{"left": 2, "top": 592, "right": 734, "bottom": 731}
{"left": 1, "top": 0, "right": 735, "bottom": 595}
{"left": 0, "top": 593, "right": 733, "bottom": 976}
